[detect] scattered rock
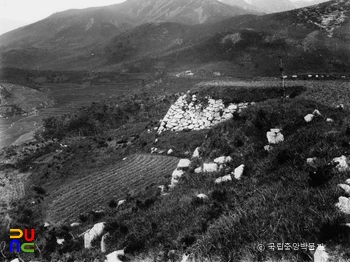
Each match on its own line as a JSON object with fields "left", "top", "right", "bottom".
{"left": 314, "top": 245, "right": 329, "bottom": 262}
{"left": 214, "top": 156, "right": 232, "bottom": 164}
{"left": 101, "top": 233, "right": 109, "bottom": 253}
{"left": 170, "top": 177, "right": 179, "bottom": 188}
{"left": 192, "top": 147, "right": 200, "bottom": 158}
{"left": 264, "top": 145, "right": 273, "bottom": 151}
{"left": 177, "top": 159, "right": 191, "bottom": 169}
{"left": 84, "top": 222, "right": 105, "bottom": 249}
{"left": 313, "top": 109, "right": 321, "bottom": 116}
{"left": 44, "top": 222, "right": 50, "bottom": 228}
{"left": 332, "top": 155, "right": 350, "bottom": 172}
{"left": 336, "top": 104, "right": 344, "bottom": 110}
{"left": 70, "top": 222, "right": 81, "bottom": 227}
{"left": 234, "top": 164, "right": 244, "bottom": 180}
{"left": 195, "top": 163, "right": 219, "bottom": 173}
{"left": 181, "top": 254, "right": 190, "bottom": 262}
{"left": 306, "top": 157, "right": 317, "bottom": 166}
{"left": 345, "top": 178, "right": 350, "bottom": 185}
{"left": 338, "top": 184, "right": 350, "bottom": 195}
{"left": 105, "top": 249, "right": 125, "bottom": 262}
{"left": 167, "top": 149, "right": 174, "bottom": 155}
{"left": 117, "top": 200, "right": 126, "bottom": 208}
{"left": 326, "top": 118, "right": 334, "bottom": 123}
{"left": 335, "top": 196, "right": 350, "bottom": 214}
{"left": 266, "top": 129, "right": 284, "bottom": 144}
{"left": 196, "top": 193, "right": 208, "bottom": 199}
{"left": 151, "top": 147, "right": 158, "bottom": 154}
{"left": 194, "top": 167, "right": 202, "bottom": 173}
{"left": 304, "top": 114, "right": 315, "bottom": 123}
{"left": 172, "top": 169, "right": 184, "bottom": 179}
{"left": 57, "top": 238, "right": 65, "bottom": 245}
{"left": 215, "top": 174, "right": 232, "bottom": 184}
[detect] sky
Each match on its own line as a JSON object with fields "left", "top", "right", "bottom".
{"left": 0, "top": 0, "right": 126, "bottom": 23}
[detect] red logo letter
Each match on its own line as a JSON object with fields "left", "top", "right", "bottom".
{"left": 24, "top": 229, "right": 35, "bottom": 242}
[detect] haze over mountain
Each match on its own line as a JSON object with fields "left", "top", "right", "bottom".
{"left": 0, "top": 0, "right": 348, "bottom": 76}
{"left": 219, "top": 0, "right": 331, "bottom": 13}
{"left": 293, "top": 0, "right": 331, "bottom": 8}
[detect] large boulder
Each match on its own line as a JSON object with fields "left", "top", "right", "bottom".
{"left": 195, "top": 163, "right": 219, "bottom": 173}
{"left": 233, "top": 164, "right": 245, "bottom": 180}
{"left": 84, "top": 222, "right": 105, "bottom": 249}
{"left": 177, "top": 159, "right": 191, "bottom": 169}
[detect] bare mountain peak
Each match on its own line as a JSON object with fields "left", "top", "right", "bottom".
{"left": 219, "top": 0, "right": 297, "bottom": 13}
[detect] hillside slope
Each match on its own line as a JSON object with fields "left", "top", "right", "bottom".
{"left": 104, "top": 0, "right": 350, "bottom": 76}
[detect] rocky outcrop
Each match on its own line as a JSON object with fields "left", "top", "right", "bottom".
{"left": 158, "top": 93, "right": 251, "bottom": 133}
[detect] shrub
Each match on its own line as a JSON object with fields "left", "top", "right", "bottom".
{"left": 108, "top": 199, "right": 118, "bottom": 208}
{"left": 33, "top": 185, "right": 46, "bottom": 195}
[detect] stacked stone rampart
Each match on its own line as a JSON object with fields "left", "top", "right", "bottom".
{"left": 158, "top": 93, "right": 251, "bottom": 133}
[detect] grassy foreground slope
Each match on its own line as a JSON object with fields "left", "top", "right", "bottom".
{"left": 1, "top": 79, "right": 350, "bottom": 261}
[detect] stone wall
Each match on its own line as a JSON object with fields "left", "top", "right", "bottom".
{"left": 158, "top": 93, "right": 252, "bottom": 133}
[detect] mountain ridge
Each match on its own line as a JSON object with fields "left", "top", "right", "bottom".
{"left": 0, "top": 0, "right": 349, "bottom": 76}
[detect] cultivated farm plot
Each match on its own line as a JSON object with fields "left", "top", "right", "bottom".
{"left": 47, "top": 154, "right": 179, "bottom": 224}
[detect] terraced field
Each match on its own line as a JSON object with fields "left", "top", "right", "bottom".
{"left": 47, "top": 154, "right": 179, "bottom": 224}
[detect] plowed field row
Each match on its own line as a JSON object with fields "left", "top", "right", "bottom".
{"left": 47, "top": 154, "right": 178, "bottom": 223}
